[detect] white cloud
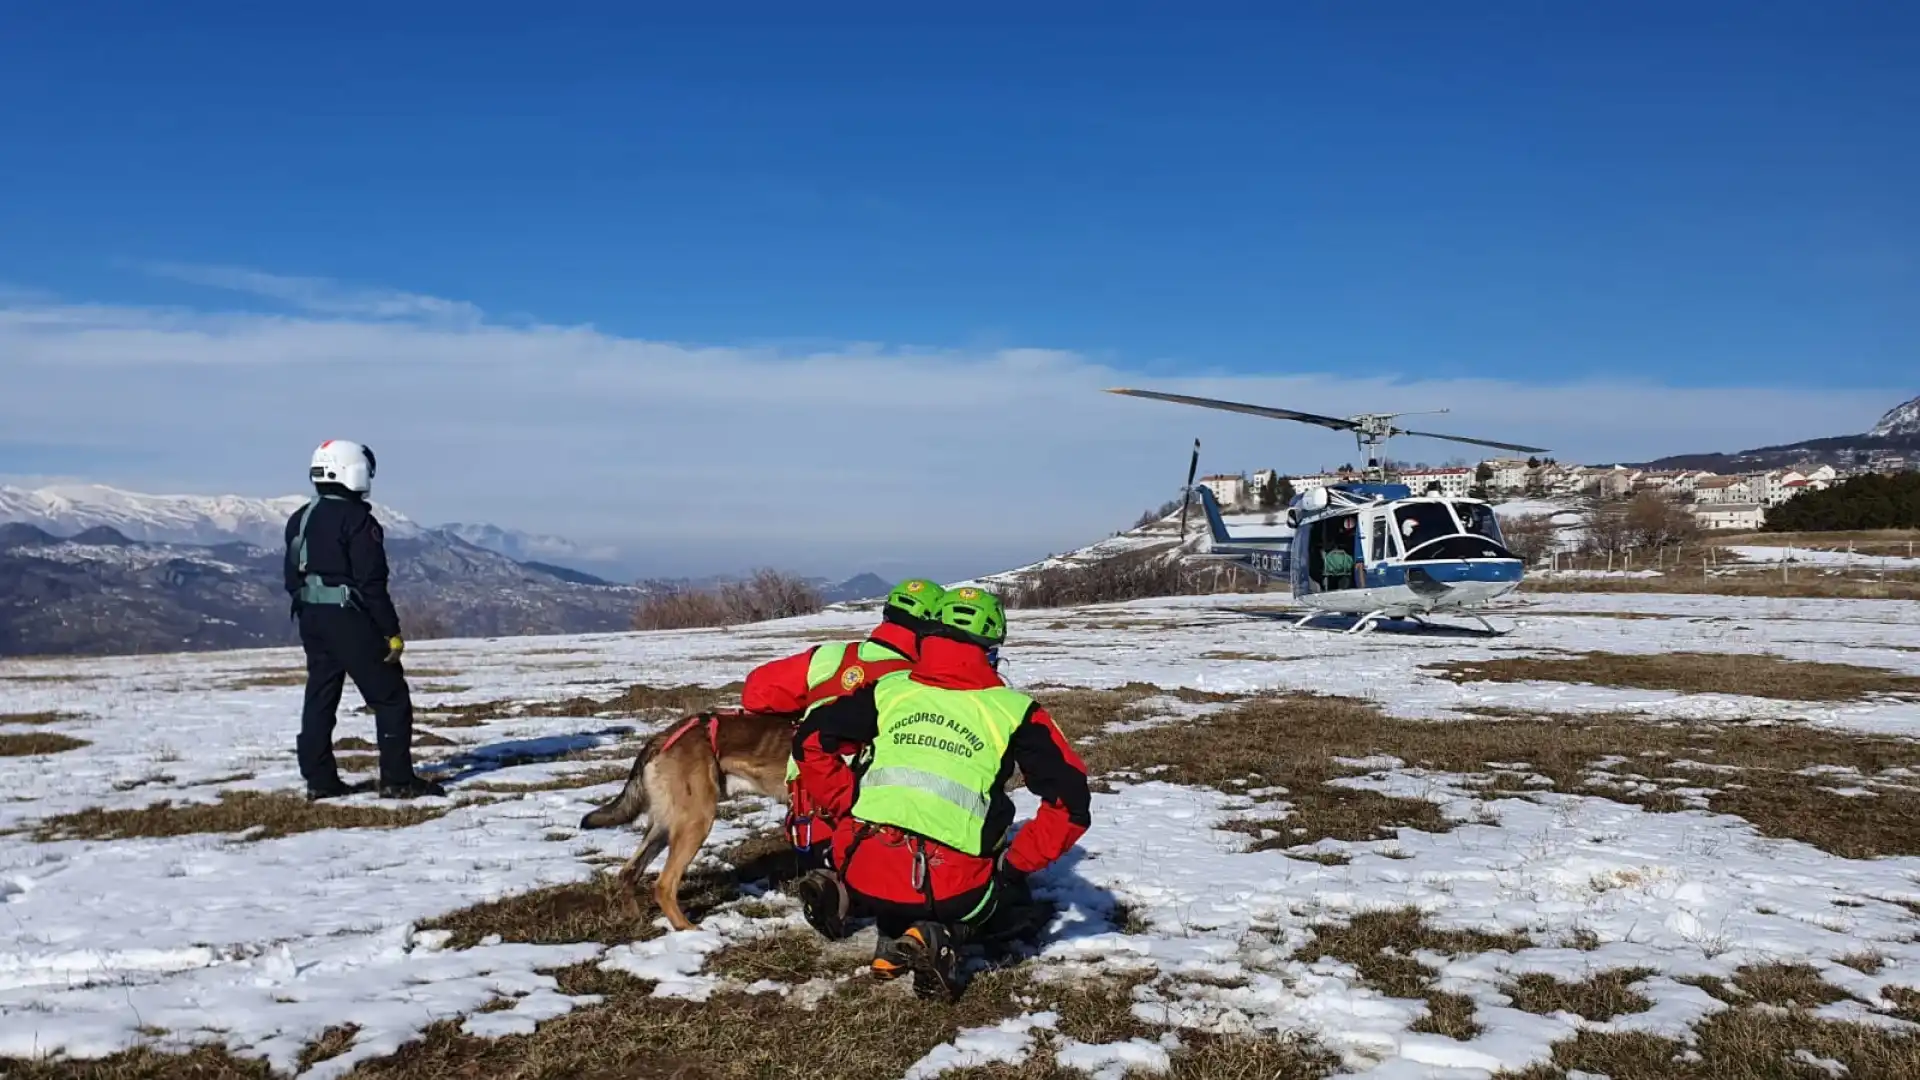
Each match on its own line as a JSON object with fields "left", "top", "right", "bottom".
{"left": 1, "top": 277, "right": 1901, "bottom": 579}
{"left": 141, "top": 262, "right": 484, "bottom": 324}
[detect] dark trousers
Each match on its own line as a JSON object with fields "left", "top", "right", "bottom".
{"left": 297, "top": 605, "right": 415, "bottom": 785}
{"left": 853, "top": 880, "right": 999, "bottom": 942}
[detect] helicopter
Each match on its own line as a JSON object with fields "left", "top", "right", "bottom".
{"left": 1108, "top": 387, "right": 1550, "bottom": 635}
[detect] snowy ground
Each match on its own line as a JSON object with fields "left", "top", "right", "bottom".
{"left": 4, "top": 588, "right": 1920, "bottom": 1077}
{"left": 1724, "top": 545, "right": 1920, "bottom": 573}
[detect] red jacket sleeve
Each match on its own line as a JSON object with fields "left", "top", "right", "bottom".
{"left": 791, "top": 688, "right": 880, "bottom": 819}
{"left": 1003, "top": 706, "right": 1092, "bottom": 874}
{"left": 742, "top": 648, "right": 816, "bottom": 716}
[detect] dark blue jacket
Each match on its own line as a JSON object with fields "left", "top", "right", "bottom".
{"left": 283, "top": 486, "right": 403, "bottom": 639}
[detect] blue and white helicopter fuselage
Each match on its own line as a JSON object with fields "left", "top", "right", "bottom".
{"left": 1191, "top": 481, "right": 1524, "bottom": 634}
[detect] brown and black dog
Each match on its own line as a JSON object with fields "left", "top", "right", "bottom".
{"left": 579, "top": 710, "right": 793, "bottom": 931}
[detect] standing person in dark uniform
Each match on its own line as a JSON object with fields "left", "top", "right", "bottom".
{"left": 286, "top": 439, "right": 445, "bottom": 801}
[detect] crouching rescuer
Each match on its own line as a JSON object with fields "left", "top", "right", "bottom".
{"left": 286, "top": 439, "right": 444, "bottom": 800}
{"left": 742, "top": 579, "right": 946, "bottom": 872}
{"left": 791, "top": 587, "right": 1091, "bottom": 1000}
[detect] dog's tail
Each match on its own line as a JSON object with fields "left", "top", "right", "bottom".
{"left": 578, "top": 712, "right": 719, "bottom": 830}
{"left": 578, "top": 729, "right": 666, "bottom": 829}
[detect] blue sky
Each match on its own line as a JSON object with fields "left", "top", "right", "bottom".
{"left": 1, "top": 4, "right": 1914, "bottom": 579}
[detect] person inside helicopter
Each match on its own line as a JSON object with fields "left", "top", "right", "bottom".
{"left": 1315, "top": 514, "right": 1359, "bottom": 591}
{"left": 1395, "top": 502, "right": 1457, "bottom": 556}
{"left": 1452, "top": 501, "right": 1503, "bottom": 541}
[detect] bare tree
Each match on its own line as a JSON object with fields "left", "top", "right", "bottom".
{"left": 1501, "top": 514, "right": 1559, "bottom": 566}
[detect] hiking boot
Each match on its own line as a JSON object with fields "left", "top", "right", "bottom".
{"left": 795, "top": 870, "right": 850, "bottom": 941}
{"left": 378, "top": 775, "right": 447, "bottom": 799}
{"left": 879, "top": 922, "right": 960, "bottom": 1001}
{"left": 305, "top": 777, "right": 352, "bottom": 801}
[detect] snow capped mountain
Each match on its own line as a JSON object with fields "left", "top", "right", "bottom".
{"left": 437, "top": 521, "right": 617, "bottom": 567}
{"left": 1869, "top": 394, "right": 1920, "bottom": 438}
{"left": 0, "top": 483, "right": 423, "bottom": 549}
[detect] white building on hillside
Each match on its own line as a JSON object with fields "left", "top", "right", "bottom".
{"left": 1693, "top": 476, "right": 1754, "bottom": 504}
{"left": 1398, "top": 466, "right": 1474, "bottom": 497}
{"left": 1251, "top": 469, "right": 1278, "bottom": 501}
{"left": 1589, "top": 468, "right": 1635, "bottom": 499}
{"left": 1199, "top": 473, "right": 1247, "bottom": 507}
{"left": 1750, "top": 470, "right": 1811, "bottom": 507}
{"left": 1481, "top": 459, "right": 1531, "bottom": 492}
{"left": 1690, "top": 503, "right": 1766, "bottom": 531}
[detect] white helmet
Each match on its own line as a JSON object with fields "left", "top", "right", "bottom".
{"left": 309, "top": 439, "right": 377, "bottom": 493}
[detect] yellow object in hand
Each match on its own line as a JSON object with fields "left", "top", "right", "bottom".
{"left": 385, "top": 636, "right": 405, "bottom": 663}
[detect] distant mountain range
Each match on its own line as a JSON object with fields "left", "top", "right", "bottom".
{"left": 1632, "top": 393, "right": 1920, "bottom": 473}
{"left": 0, "top": 521, "right": 649, "bottom": 657}
{"left": 0, "top": 484, "right": 890, "bottom": 657}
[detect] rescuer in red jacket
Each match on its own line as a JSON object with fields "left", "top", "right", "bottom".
{"left": 740, "top": 579, "right": 945, "bottom": 870}
{"left": 790, "top": 586, "right": 1092, "bottom": 1000}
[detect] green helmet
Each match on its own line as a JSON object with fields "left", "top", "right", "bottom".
{"left": 931, "top": 586, "right": 1007, "bottom": 647}
{"left": 883, "top": 578, "right": 947, "bottom": 624}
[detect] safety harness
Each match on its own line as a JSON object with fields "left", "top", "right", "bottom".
{"left": 291, "top": 495, "right": 358, "bottom": 607}
{"left": 657, "top": 710, "right": 733, "bottom": 759}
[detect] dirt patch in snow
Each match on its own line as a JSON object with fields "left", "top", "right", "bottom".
{"left": 1087, "top": 694, "right": 1920, "bottom": 859}
{"left": 0, "top": 711, "right": 82, "bottom": 726}
{"left": 30, "top": 791, "right": 446, "bottom": 843}
{"left": 1427, "top": 650, "right": 1920, "bottom": 702}
{"left": 0, "top": 732, "right": 89, "bottom": 757}
{"left": 1503, "top": 1007, "right": 1920, "bottom": 1079}
{"left": 1293, "top": 906, "right": 1534, "bottom": 1041}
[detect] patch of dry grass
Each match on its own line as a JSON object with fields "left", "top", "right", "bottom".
{"left": 419, "top": 877, "right": 657, "bottom": 951}
{"left": 1498, "top": 1005, "right": 1920, "bottom": 1079}
{"left": 224, "top": 671, "right": 307, "bottom": 689}
{"left": 0, "top": 710, "right": 80, "bottom": 725}
{"left": 1292, "top": 907, "right": 1532, "bottom": 1041}
{"left": 1428, "top": 650, "right": 1920, "bottom": 702}
{"left": 706, "top": 930, "right": 840, "bottom": 984}
{"left": 1506, "top": 968, "right": 1655, "bottom": 1020}
{"left": 1221, "top": 786, "right": 1454, "bottom": 850}
{"left": 422, "top": 683, "right": 747, "bottom": 727}
{"left": 296, "top": 1025, "right": 360, "bottom": 1072}
{"left": 1727, "top": 962, "right": 1856, "bottom": 1008}
{"left": 0, "top": 732, "right": 89, "bottom": 756}
{"left": 1087, "top": 695, "right": 1920, "bottom": 859}
{"left": 31, "top": 791, "right": 445, "bottom": 843}
{"left": 1024, "top": 682, "right": 1163, "bottom": 742}
{"left": 0, "top": 1045, "right": 276, "bottom": 1078}
{"left": 422, "top": 833, "right": 795, "bottom": 950}
{"left": 1837, "top": 950, "right": 1885, "bottom": 975}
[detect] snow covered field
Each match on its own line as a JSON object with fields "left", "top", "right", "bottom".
{"left": 5, "top": 588, "right": 1920, "bottom": 1078}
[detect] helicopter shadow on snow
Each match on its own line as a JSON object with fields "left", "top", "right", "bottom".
{"left": 1222, "top": 606, "right": 1505, "bottom": 640}
{"left": 422, "top": 725, "right": 639, "bottom": 784}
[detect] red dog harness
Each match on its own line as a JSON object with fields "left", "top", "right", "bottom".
{"left": 657, "top": 709, "right": 739, "bottom": 758}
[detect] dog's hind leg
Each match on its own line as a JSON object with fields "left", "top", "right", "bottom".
{"left": 614, "top": 822, "right": 670, "bottom": 919}
{"left": 651, "top": 756, "right": 722, "bottom": 933}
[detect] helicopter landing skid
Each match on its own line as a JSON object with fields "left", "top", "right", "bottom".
{"left": 1286, "top": 608, "right": 1507, "bottom": 637}
{"left": 1343, "top": 609, "right": 1391, "bottom": 635}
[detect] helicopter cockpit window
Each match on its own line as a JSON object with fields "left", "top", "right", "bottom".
{"left": 1393, "top": 502, "right": 1457, "bottom": 554}
{"left": 1450, "top": 501, "right": 1504, "bottom": 542}
{"left": 1371, "top": 515, "right": 1392, "bottom": 563}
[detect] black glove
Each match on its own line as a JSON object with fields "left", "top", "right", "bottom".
{"left": 994, "top": 850, "right": 1031, "bottom": 898}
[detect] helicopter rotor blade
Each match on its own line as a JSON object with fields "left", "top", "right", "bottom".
{"left": 1392, "top": 428, "right": 1550, "bottom": 454}
{"left": 1178, "top": 438, "right": 1200, "bottom": 540}
{"left": 1106, "top": 388, "right": 1356, "bottom": 432}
